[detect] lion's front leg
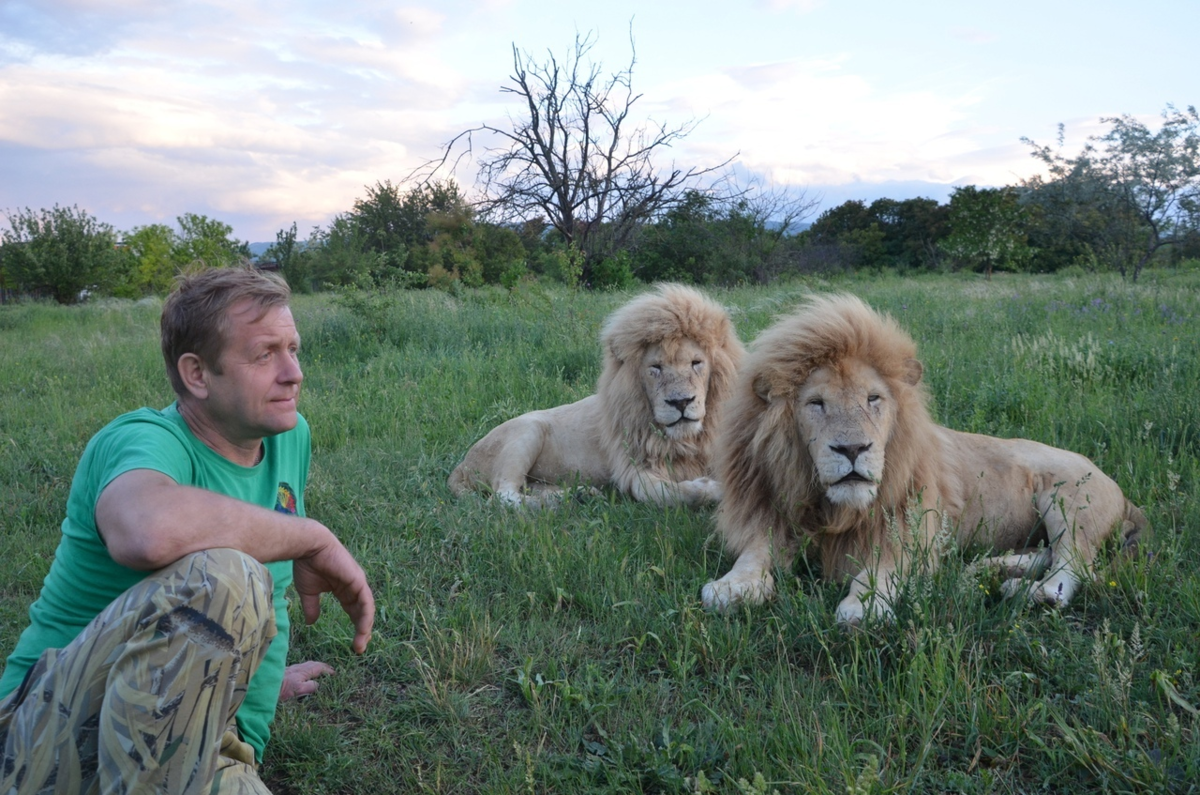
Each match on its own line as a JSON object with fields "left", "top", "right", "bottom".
{"left": 836, "top": 505, "right": 947, "bottom": 625}
{"left": 836, "top": 565, "right": 900, "bottom": 625}
{"left": 626, "top": 471, "right": 722, "bottom": 506}
{"left": 701, "top": 538, "right": 776, "bottom": 611}
{"left": 485, "top": 420, "right": 553, "bottom": 506}
{"left": 674, "top": 476, "right": 723, "bottom": 504}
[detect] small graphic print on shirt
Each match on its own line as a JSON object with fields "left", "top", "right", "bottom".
{"left": 275, "top": 483, "right": 298, "bottom": 515}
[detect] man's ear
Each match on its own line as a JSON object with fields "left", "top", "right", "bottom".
{"left": 177, "top": 353, "right": 210, "bottom": 400}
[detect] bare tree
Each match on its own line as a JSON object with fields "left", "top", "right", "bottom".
{"left": 436, "top": 32, "right": 732, "bottom": 281}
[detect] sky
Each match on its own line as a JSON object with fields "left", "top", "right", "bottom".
{"left": 0, "top": 0, "right": 1194, "bottom": 243}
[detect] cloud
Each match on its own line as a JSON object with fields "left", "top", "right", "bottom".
{"left": 0, "top": 0, "right": 162, "bottom": 60}
{"left": 0, "top": 0, "right": 477, "bottom": 238}
{"left": 649, "top": 56, "right": 1040, "bottom": 192}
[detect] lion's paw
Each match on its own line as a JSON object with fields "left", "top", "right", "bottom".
{"left": 701, "top": 572, "right": 774, "bottom": 612}
{"left": 685, "top": 477, "right": 723, "bottom": 503}
{"left": 1029, "top": 573, "right": 1077, "bottom": 608}
{"left": 495, "top": 488, "right": 569, "bottom": 510}
{"left": 998, "top": 578, "right": 1029, "bottom": 601}
{"left": 835, "top": 595, "right": 895, "bottom": 626}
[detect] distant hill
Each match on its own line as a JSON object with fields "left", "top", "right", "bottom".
{"left": 248, "top": 242, "right": 272, "bottom": 257}
{"left": 769, "top": 220, "right": 811, "bottom": 234}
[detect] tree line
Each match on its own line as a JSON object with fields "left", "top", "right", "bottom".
{"left": 2, "top": 33, "right": 1197, "bottom": 303}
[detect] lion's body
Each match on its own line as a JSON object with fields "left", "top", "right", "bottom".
{"left": 449, "top": 284, "right": 744, "bottom": 507}
{"left": 702, "top": 294, "right": 1147, "bottom": 623}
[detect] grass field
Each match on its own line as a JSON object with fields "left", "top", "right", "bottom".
{"left": 1, "top": 271, "right": 1198, "bottom": 793}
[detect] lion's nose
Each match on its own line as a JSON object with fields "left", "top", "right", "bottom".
{"left": 830, "top": 443, "right": 871, "bottom": 464}
{"left": 667, "top": 396, "right": 695, "bottom": 413}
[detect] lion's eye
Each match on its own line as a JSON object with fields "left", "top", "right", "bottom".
{"left": 807, "top": 398, "right": 825, "bottom": 409}
{"left": 692, "top": 359, "right": 704, "bottom": 370}
{"left": 867, "top": 394, "right": 882, "bottom": 405}
{"left": 649, "top": 365, "right": 663, "bottom": 376}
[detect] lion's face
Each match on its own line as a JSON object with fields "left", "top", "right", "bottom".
{"left": 641, "top": 339, "right": 711, "bottom": 439}
{"left": 796, "top": 358, "right": 898, "bottom": 510}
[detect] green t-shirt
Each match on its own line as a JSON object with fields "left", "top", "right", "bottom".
{"left": 0, "top": 403, "right": 310, "bottom": 762}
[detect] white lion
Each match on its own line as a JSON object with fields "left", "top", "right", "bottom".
{"left": 449, "top": 284, "right": 745, "bottom": 507}
{"left": 701, "top": 294, "right": 1148, "bottom": 624}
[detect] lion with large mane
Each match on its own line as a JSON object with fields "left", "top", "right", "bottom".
{"left": 701, "top": 293, "right": 1147, "bottom": 624}
{"left": 449, "top": 284, "right": 744, "bottom": 507}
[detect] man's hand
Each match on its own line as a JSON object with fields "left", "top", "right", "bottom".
{"left": 292, "top": 530, "right": 375, "bottom": 654}
{"left": 96, "top": 471, "right": 375, "bottom": 655}
{"left": 279, "top": 661, "right": 335, "bottom": 702}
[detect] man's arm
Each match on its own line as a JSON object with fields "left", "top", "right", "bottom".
{"left": 95, "top": 468, "right": 374, "bottom": 654}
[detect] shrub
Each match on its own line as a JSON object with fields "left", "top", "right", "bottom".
{"left": 1, "top": 205, "right": 124, "bottom": 303}
{"left": 590, "top": 250, "right": 637, "bottom": 290}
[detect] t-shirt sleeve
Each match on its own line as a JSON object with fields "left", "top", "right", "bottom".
{"left": 86, "top": 417, "right": 194, "bottom": 495}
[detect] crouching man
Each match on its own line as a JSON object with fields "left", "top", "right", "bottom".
{"left": 0, "top": 267, "right": 374, "bottom": 794}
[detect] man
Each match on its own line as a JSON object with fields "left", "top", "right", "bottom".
{"left": 0, "top": 267, "right": 374, "bottom": 794}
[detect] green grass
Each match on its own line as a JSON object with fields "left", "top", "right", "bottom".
{"left": 2, "top": 271, "right": 1198, "bottom": 793}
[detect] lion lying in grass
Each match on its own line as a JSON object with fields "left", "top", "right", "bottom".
{"left": 701, "top": 294, "right": 1148, "bottom": 624}
{"left": 449, "top": 284, "right": 744, "bottom": 508}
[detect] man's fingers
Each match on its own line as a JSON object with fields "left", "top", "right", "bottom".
{"left": 279, "top": 660, "right": 336, "bottom": 702}
{"left": 344, "top": 582, "right": 375, "bottom": 655}
{"left": 300, "top": 592, "right": 322, "bottom": 625}
{"left": 292, "top": 660, "right": 335, "bottom": 678}
{"left": 297, "top": 542, "right": 375, "bottom": 652}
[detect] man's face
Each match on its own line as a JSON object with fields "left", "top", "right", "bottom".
{"left": 202, "top": 300, "right": 303, "bottom": 442}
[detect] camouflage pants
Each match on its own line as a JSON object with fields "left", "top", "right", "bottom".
{"left": 0, "top": 548, "right": 277, "bottom": 794}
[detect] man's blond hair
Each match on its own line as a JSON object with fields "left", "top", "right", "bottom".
{"left": 161, "top": 267, "right": 291, "bottom": 396}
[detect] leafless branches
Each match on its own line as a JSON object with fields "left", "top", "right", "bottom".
{"left": 433, "top": 32, "right": 732, "bottom": 269}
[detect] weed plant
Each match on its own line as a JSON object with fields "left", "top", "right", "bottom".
{"left": 1, "top": 272, "right": 1197, "bottom": 793}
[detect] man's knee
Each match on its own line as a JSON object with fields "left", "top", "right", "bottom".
{"left": 155, "top": 548, "right": 275, "bottom": 642}
{"left": 196, "top": 548, "right": 273, "bottom": 597}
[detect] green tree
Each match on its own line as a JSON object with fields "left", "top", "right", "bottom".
{"left": 0, "top": 205, "right": 124, "bottom": 303}
{"left": 172, "top": 213, "right": 249, "bottom": 268}
{"left": 415, "top": 202, "right": 483, "bottom": 288}
{"left": 348, "top": 179, "right": 473, "bottom": 278}
{"left": 472, "top": 223, "right": 527, "bottom": 285}
{"left": 807, "top": 200, "right": 886, "bottom": 268}
{"left": 868, "top": 197, "right": 950, "bottom": 269}
{"left": 1023, "top": 104, "right": 1200, "bottom": 281}
{"left": 305, "top": 215, "right": 380, "bottom": 289}
{"left": 941, "top": 186, "right": 1031, "bottom": 279}
{"left": 636, "top": 187, "right": 815, "bottom": 285}
{"left": 808, "top": 200, "right": 875, "bottom": 244}
{"left": 349, "top": 180, "right": 413, "bottom": 272}
{"left": 120, "top": 223, "right": 178, "bottom": 296}
{"left": 636, "top": 191, "right": 723, "bottom": 284}
{"left": 262, "top": 222, "right": 314, "bottom": 293}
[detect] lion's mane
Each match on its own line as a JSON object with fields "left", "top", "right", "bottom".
{"left": 715, "top": 293, "right": 940, "bottom": 580}
{"left": 597, "top": 284, "right": 744, "bottom": 485}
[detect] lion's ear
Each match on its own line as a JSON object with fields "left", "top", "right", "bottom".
{"left": 902, "top": 358, "right": 924, "bottom": 386}
{"left": 753, "top": 373, "right": 773, "bottom": 403}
